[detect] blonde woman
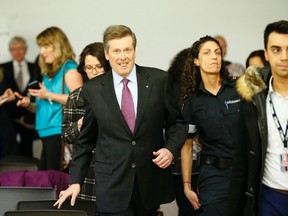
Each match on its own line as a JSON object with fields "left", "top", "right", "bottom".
{"left": 17, "top": 26, "right": 82, "bottom": 170}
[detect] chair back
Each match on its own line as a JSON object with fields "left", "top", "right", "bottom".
{"left": 0, "top": 162, "right": 38, "bottom": 173}
{"left": 0, "top": 187, "right": 56, "bottom": 216}
{"left": 4, "top": 210, "right": 87, "bottom": 216}
{"left": 0, "top": 155, "right": 39, "bottom": 173}
{"left": 17, "top": 200, "right": 96, "bottom": 216}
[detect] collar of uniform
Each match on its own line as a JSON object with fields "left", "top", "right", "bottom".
{"left": 197, "top": 77, "right": 232, "bottom": 94}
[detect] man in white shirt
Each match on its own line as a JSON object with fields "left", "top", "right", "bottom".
{"left": 1, "top": 36, "right": 38, "bottom": 157}
{"left": 229, "top": 20, "right": 288, "bottom": 216}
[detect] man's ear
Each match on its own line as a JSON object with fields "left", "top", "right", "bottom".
{"left": 105, "top": 51, "right": 110, "bottom": 61}
{"left": 264, "top": 49, "right": 269, "bottom": 62}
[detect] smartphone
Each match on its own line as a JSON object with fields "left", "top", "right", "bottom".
{"left": 28, "top": 80, "right": 40, "bottom": 89}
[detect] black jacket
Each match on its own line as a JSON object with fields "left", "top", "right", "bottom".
{"left": 228, "top": 66, "right": 271, "bottom": 216}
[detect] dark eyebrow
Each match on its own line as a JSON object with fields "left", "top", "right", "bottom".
{"left": 202, "top": 48, "right": 221, "bottom": 51}
{"left": 270, "top": 45, "right": 281, "bottom": 49}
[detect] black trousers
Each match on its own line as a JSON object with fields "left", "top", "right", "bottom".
{"left": 99, "top": 176, "right": 159, "bottom": 216}
{"left": 200, "top": 199, "right": 227, "bottom": 216}
{"left": 39, "top": 134, "right": 61, "bottom": 170}
{"left": 15, "top": 123, "right": 34, "bottom": 157}
{"left": 197, "top": 164, "right": 231, "bottom": 216}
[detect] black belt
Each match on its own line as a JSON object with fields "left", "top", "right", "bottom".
{"left": 201, "top": 155, "right": 233, "bottom": 169}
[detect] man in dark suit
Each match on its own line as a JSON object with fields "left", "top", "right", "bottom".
{"left": 1, "top": 36, "right": 38, "bottom": 157}
{"left": 55, "top": 25, "right": 188, "bottom": 215}
{"left": 0, "top": 67, "right": 17, "bottom": 158}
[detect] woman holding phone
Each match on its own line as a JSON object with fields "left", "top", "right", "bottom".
{"left": 17, "top": 26, "right": 82, "bottom": 170}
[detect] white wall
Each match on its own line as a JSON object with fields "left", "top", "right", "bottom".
{"left": 0, "top": 0, "right": 287, "bottom": 70}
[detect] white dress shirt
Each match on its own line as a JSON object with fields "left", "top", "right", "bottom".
{"left": 262, "top": 76, "right": 288, "bottom": 190}
{"left": 13, "top": 60, "right": 30, "bottom": 92}
{"left": 112, "top": 65, "right": 138, "bottom": 117}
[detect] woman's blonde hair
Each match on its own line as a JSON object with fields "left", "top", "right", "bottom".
{"left": 36, "top": 26, "right": 75, "bottom": 77}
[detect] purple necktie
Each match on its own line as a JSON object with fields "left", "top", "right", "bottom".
{"left": 121, "top": 78, "right": 135, "bottom": 132}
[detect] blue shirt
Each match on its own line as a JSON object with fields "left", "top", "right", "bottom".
{"left": 36, "top": 60, "right": 77, "bottom": 137}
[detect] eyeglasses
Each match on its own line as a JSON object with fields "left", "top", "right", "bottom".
{"left": 83, "top": 64, "right": 104, "bottom": 74}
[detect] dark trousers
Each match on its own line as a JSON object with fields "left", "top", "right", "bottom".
{"left": 0, "top": 109, "right": 17, "bottom": 158}
{"left": 259, "top": 184, "right": 288, "bottom": 216}
{"left": 199, "top": 199, "right": 227, "bottom": 216}
{"left": 173, "top": 174, "right": 201, "bottom": 216}
{"left": 196, "top": 164, "right": 231, "bottom": 216}
{"left": 99, "top": 177, "right": 158, "bottom": 216}
{"left": 16, "top": 123, "right": 34, "bottom": 157}
{"left": 39, "top": 134, "right": 61, "bottom": 170}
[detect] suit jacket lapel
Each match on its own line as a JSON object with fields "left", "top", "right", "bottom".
{"left": 134, "top": 65, "right": 151, "bottom": 133}
{"left": 7, "top": 62, "right": 18, "bottom": 91}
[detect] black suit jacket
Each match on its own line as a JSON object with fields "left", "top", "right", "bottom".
{"left": 1, "top": 61, "right": 37, "bottom": 120}
{"left": 1, "top": 61, "right": 36, "bottom": 94}
{"left": 70, "top": 65, "right": 188, "bottom": 213}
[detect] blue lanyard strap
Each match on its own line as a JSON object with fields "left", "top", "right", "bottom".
{"left": 268, "top": 93, "right": 288, "bottom": 148}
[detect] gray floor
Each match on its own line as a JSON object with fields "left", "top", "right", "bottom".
{"left": 160, "top": 200, "right": 178, "bottom": 216}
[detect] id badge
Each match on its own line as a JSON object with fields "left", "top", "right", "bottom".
{"left": 280, "top": 153, "right": 288, "bottom": 172}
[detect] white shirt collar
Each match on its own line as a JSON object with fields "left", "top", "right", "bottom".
{"left": 13, "top": 60, "right": 25, "bottom": 67}
{"left": 268, "top": 76, "right": 288, "bottom": 99}
{"left": 112, "top": 64, "right": 137, "bottom": 87}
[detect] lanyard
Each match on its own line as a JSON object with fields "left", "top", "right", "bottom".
{"left": 268, "top": 93, "right": 288, "bottom": 148}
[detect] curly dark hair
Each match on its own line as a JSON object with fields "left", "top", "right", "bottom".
{"left": 167, "top": 48, "right": 192, "bottom": 107}
{"left": 187, "top": 36, "right": 227, "bottom": 96}
{"left": 167, "top": 36, "right": 228, "bottom": 108}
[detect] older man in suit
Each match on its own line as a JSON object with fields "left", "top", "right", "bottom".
{"left": 1, "top": 36, "right": 38, "bottom": 157}
{"left": 55, "top": 25, "right": 188, "bottom": 215}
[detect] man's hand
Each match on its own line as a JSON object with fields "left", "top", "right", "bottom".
{"left": 5, "top": 88, "right": 15, "bottom": 102}
{"left": 53, "top": 184, "right": 81, "bottom": 209}
{"left": 0, "top": 88, "right": 15, "bottom": 106}
{"left": 14, "top": 92, "right": 31, "bottom": 107}
{"left": 152, "top": 148, "right": 173, "bottom": 169}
